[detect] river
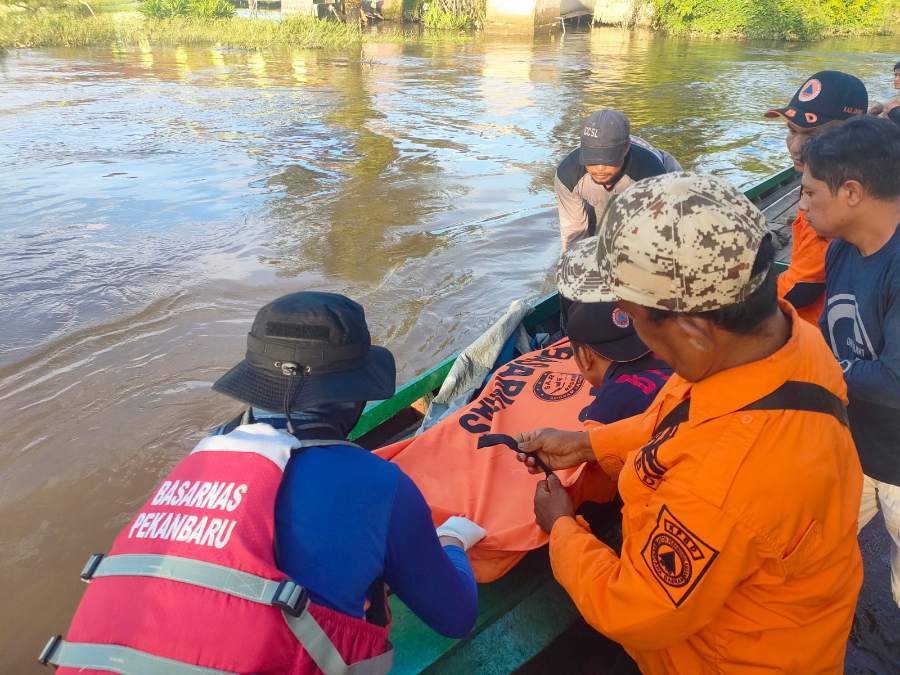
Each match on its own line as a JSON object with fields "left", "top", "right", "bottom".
{"left": 1, "top": 28, "right": 897, "bottom": 671}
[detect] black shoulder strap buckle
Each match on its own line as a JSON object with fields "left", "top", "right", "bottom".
{"left": 38, "top": 635, "right": 62, "bottom": 666}
{"left": 365, "top": 578, "right": 390, "bottom": 627}
{"left": 80, "top": 553, "right": 105, "bottom": 582}
{"left": 272, "top": 579, "right": 309, "bottom": 617}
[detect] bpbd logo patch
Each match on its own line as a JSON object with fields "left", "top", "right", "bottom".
{"left": 641, "top": 505, "right": 718, "bottom": 607}
{"left": 533, "top": 371, "right": 584, "bottom": 401}
{"left": 798, "top": 78, "right": 822, "bottom": 102}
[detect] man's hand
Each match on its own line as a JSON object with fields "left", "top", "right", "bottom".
{"left": 514, "top": 428, "right": 594, "bottom": 474}
{"left": 534, "top": 474, "right": 575, "bottom": 533}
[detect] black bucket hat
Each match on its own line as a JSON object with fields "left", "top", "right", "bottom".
{"left": 213, "top": 292, "right": 396, "bottom": 412}
{"left": 561, "top": 297, "right": 649, "bottom": 362}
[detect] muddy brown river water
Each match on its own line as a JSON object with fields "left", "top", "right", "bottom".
{"left": 1, "top": 28, "right": 897, "bottom": 672}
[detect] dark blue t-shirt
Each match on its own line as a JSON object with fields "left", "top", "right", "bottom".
{"left": 821, "top": 225, "right": 900, "bottom": 485}
{"left": 580, "top": 355, "right": 672, "bottom": 425}
{"left": 253, "top": 429, "right": 479, "bottom": 638}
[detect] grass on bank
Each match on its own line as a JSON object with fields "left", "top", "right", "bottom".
{"left": 419, "top": 0, "right": 485, "bottom": 30}
{"left": 649, "top": 0, "right": 900, "bottom": 39}
{"left": 0, "top": 11, "right": 364, "bottom": 48}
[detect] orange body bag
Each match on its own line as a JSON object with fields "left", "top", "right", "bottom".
{"left": 375, "top": 339, "right": 616, "bottom": 582}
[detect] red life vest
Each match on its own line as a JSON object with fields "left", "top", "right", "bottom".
{"left": 42, "top": 424, "right": 393, "bottom": 675}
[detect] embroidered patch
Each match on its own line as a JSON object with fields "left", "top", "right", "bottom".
{"left": 633, "top": 425, "right": 677, "bottom": 489}
{"left": 798, "top": 78, "right": 822, "bottom": 102}
{"left": 612, "top": 307, "right": 631, "bottom": 328}
{"left": 641, "top": 505, "right": 719, "bottom": 607}
{"left": 533, "top": 371, "right": 585, "bottom": 402}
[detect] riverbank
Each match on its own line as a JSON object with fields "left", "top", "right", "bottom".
{"left": 647, "top": 0, "right": 900, "bottom": 40}
{"left": 0, "top": 11, "right": 364, "bottom": 49}
{"left": 3, "top": 0, "right": 898, "bottom": 50}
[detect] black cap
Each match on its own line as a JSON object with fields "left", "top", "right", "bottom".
{"left": 213, "top": 292, "right": 396, "bottom": 412}
{"left": 765, "top": 71, "right": 867, "bottom": 128}
{"left": 579, "top": 109, "right": 631, "bottom": 167}
{"left": 562, "top": 298, "right": 649, "bottom": 362}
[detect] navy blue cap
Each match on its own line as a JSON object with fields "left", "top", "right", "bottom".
{"left": 561, "top": 297, "right": 649, "bottom": 362}
{"left": 765, "top": 71, "right": 867, "bottom": 128}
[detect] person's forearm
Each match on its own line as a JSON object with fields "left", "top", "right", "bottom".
{"left": 845, "top": 360, "right": 900, "bottom": 407}
{"left": 555, "top": 175, "right": 589, "bottom": 250}
{"left": 439, "top": 535, "right": 465, "bottom": 549}
{"left": 386, "top": 476, "right": 480, "bottom": 638}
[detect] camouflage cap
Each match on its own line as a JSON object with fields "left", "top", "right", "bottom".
{"left": 557, "top": 172, "right": 769, "bottom": 312}
{"left": 556, "top": 236, "right": 612, "bottom": 303}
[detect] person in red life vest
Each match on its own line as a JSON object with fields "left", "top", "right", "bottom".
{"left": 41, "top": 292, "right": 485, "bottom": 675}
{"left": 561, "top": 294, "right": 672, "bottom": 426}
{"left": 764, "top": 70, "right": 868, "bottom": 325}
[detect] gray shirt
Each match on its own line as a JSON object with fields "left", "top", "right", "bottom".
{"left": 555, "top": 136, "right": 681, "bottom": 250}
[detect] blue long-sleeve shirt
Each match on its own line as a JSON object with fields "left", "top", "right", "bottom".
{"left": 579, "top": 355, "right": 672, "bottom": 425}
{"left": 821, "top": 225, "right": 900, "bottom": 485}
{"left": 273, "top": 439, "right": 478, "bottom": 638}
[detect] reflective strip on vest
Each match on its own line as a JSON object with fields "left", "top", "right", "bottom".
{"left": 283, "top": 613, "right": 395, "bottom": 675}
{"left": 91, "top": 554, "right": 285, "bottom": 605}
{"left": 71, "top": 553, "right": 393, "bottom": 675}
{"left": 44, "top": 640, "right": 233, "bottom": 675}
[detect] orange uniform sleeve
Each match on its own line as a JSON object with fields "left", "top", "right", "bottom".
{"left": 549, "top": 490, "right": 764, "bottom": 650}
{"left": 587, "top": 404, "right": 658, "bottom": 480}
{"left": 776, "top": 211, "right": 828, "bottom": 320}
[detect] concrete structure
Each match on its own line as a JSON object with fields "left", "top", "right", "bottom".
{"left": 593, "top": 0, "right": 653, "bottom": 27}
{"left": 485, "top": 0, "right": 566, "bottom": 33}
{"left": 280, "top": 0, "right": 402, "bottom": 19}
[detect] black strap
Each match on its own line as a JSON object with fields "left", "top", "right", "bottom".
{"left": 654, "top": 398, "right": 691, "bottom": 433}
{"left": 741, "top": 380, "right": 848, "bottom": 426}
{"left": 364, "top": 579, "right": 389, "bottom": 628}
{"left": 783, "top": 281, "right": 826, "bottom": 310}
{"left": 654, "top": 380, "right": 848, "bottom": 434}
{"left": 477, "top": 433, "right": 554, "bottom": 477}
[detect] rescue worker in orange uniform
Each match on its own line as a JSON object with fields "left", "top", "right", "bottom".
{"left": 516, "top": 173, "right": 864, "bottom": 674}
{"left": 764, "top": 71, "right": 868, "bottom": 324}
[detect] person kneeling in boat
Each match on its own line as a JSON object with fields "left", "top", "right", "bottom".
{"left": 41, "top": 292, "right": 484, "bottom": 675}
{"left": 561, "top": 294, "right": 671, "bottom": 426}
{"left": 555, "top": 109, "right": 681, "bottom": 251}
{"left": 518, "top": 173, "right": 863, "bottom": 674}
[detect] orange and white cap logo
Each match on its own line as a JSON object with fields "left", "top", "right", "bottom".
{"left": 797, "top": 78, "right": 822, "bottom": 103}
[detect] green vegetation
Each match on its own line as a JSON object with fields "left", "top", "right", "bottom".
{"left": 418, "top": 0, "right": 484, "bottom": 30}
{"left": 1, "top": 0, "right": 896, "bottom": 50}
{"left": 649, "top": 0, "right": 900, "bottom": 39}
{"left": 139, "top": 0, "right": 235, "bottom": 19}
{"left": 0, "top": 12, "right": 364, "bottom": 48}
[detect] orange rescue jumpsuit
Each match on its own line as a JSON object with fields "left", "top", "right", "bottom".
{"left": 776, "top": 210, "right": 828, "bottom": 325}
{"left": 549, "top": 303, "right": 863, "bottom": 674}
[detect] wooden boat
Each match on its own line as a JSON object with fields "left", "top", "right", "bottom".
{"left": 344, "top": 167, "right": 800, "bottom": 674}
